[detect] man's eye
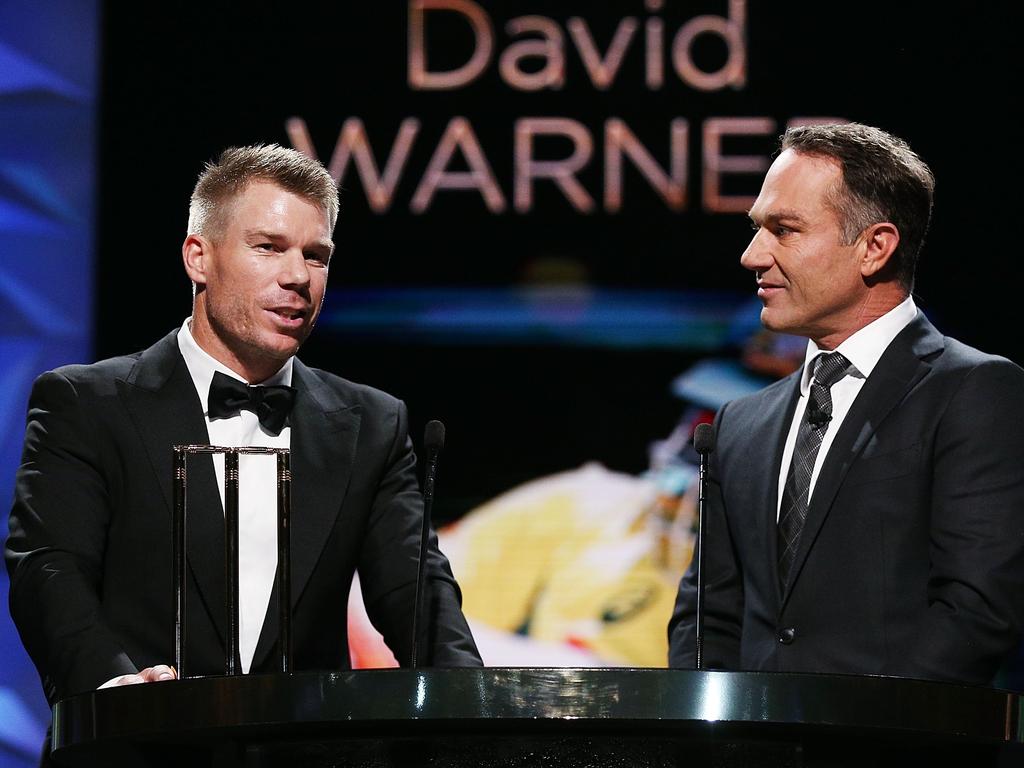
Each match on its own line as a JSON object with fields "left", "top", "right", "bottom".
{"left": 255, "top": 243, "right": 274, "bottom": 251}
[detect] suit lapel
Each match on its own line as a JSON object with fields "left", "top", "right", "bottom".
{"left": 781, "top": 313, "right": 944, "bottom": 603}
{"left": 117, "top": 330, "right": 229, "bottom": 644}
{"left": 251, "top": 360, "right": 362, "bottom": 667}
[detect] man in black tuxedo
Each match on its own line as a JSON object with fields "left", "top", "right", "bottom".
{"left": 6, "top": 145, "right": 481, "bottom": 713}
{"left": 669, "top": 123, "right": 1024, "bottom": 684}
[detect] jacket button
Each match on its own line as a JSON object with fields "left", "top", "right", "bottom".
{"left": 778, "top": 627, "right": 796, "bottom": 645}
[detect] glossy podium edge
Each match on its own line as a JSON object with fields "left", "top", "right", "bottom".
{"left": 51, "top": 668, "right": 1023, "bottom": 755}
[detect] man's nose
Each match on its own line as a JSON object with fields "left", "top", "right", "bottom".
{"left": 740, "top": 229, "right": 772, "bottom": 273}
{"left": 279, "top": 249, "right": 311, "bottom": 288}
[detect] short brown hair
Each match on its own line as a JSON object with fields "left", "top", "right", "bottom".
{"left": 188, "top": 144, "right": 339, "bottom": 240}
{"left": 781, "top": 123, "right": 934, "bottom": 290}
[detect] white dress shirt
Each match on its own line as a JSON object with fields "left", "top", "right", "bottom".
{"left": 776, "top": 297, "right": 918, "bottom": 519}
{"left": 177, "top": 319, "right": 293, "bottom": 672}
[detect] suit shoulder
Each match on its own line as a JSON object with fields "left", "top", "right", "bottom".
{"left": 929, "top": 337, "right": 1024, "bottom": 416}
{"left": 299, "top": 365, "right": 404, "bottom": 413}
{"left": 36, "top": 350, "right": 145, "bottom": 397}
{"left": 938, "top": 336, "right": 1024, "bottom": 376}
{"left": 50, "top": 351, "right": 144, "bottom": 379}
{"left": 717, "top": 373, "right": 798, "bottom": 422}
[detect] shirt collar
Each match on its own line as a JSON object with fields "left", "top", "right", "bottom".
{"left": 799, "top": 296, "right": 918, "bottom": 395}
{"left": 177, "top": 318, "right": 294, "bottom": 416}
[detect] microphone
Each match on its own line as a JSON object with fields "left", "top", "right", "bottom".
{"left": 693, "top": 422, "right": 715, "bottom": 456}
{"left": 692, "top": 422, "right": 715, "bottom": 671}
{"left": 410, "top": 420, "right": 445, "bottom": 668}
{"left": 806, "top": 406, "right": 831, "bottom": 428}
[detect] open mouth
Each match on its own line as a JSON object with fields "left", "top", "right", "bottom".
{"left": 267, "top": 307, "right": 308, "bottom": 326}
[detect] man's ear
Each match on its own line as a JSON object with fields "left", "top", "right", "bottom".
{"left": 182, "top": 234, "right": 211, "bottom": 285}
{"left": 860, "top": 222, "right": 900, "bottom": 279}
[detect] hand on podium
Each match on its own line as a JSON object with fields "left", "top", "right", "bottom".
{"left": 98, "top": 664, "right": 177, "bottom": 688}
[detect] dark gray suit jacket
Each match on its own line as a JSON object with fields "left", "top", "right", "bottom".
{"left": 669, "top": 313, "right": 1024, "bottom": 684}
{"left": 6, "top": 330, "right": 481, "bottom": 706}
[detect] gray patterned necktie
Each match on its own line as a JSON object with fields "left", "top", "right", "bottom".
{"left": 777, "top": 351, "right": 851, "bottom": 587}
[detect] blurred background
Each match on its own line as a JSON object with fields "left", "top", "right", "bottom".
{"left": 1, "top": 2, "right": 1018, "bottom": 764}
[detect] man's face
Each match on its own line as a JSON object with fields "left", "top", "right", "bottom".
{"left": 741, "top": 150, "right": 868, "bottom": 348}
{"left": 186, "top": 181, "right": 333, "bottom": 381}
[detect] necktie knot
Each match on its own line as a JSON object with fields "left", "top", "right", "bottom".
{"left": 208, "top": 370, "right": 296, "bottom": 436}
{"left": 812, "top": 351, "right": 850, "bottom": 389}
{"left": 805, "top": 352, "right": 849, "bottom": 429}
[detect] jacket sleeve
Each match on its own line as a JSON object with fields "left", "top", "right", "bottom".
{"left": 5, "top": 371, "right": 137, "bottom": 703}
{"left": 905, "top": 358, "right": 1024, "bottom": 683}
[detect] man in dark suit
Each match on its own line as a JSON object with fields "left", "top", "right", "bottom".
{"left": 6, "top": 145, "right": 481, "bottom": 713}
{"left": 669, "top": 123, "right": 1024, "bottom": 684}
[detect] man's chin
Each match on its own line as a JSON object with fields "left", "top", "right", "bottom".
{"left": 759, "top": 307, "right": 797, "bottom": 336}
{"left": 760, "top": 306, "right": 780, "bottom": 330}
{"left": 270, "top": 322, "right": 310, "bottom": 346}
{"left": 251, "top": 331, "right": 304, "bottom": 365}
{"left": 269, "top": 338, "right": 303, "bottom": 359}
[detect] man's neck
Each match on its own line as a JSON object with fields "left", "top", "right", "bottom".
{"left": 187, "top": 316, "right": 287, "bottom": 384}
{"left": 813, "top": 288, "right": 909, "bottom": 350}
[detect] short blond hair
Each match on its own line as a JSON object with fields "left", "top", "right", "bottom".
{"left": 187, "top": 144, "right": 339, "bottom": 240}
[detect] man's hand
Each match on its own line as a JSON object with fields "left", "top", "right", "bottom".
{"left": 98, "top": 664, "right": 177, "bottom": 688}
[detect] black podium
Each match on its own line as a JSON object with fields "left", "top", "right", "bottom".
{"left": 51, "top": 668, "right": 1023, "bottom": 767}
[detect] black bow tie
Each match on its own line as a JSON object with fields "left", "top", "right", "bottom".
{"left": 207, "top": 371, "right": 296, "bottom": 436}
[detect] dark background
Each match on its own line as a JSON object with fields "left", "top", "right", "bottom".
{"left": 0, "top": 3, "right": 1019, "bottom": 760}
{"left": 97, "top": 1, "right": 1020, "bottom": 520}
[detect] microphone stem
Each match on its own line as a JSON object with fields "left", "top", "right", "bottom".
{"left": 410, "top": 451, "right": 438, "bottom": 668}
{"left": 695, "top": 450, "right": 709, "bottom": 670}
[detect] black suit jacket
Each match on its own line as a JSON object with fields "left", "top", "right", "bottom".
{"left": 669, "top": 313, "right": 1024, "bottom": 684}
{"left": 6, "top": 330, "right": 481, "bottom": 705}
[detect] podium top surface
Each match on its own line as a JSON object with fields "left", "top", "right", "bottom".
{"left": 52, "top": 667, "right": 1023, "bottom": 752}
